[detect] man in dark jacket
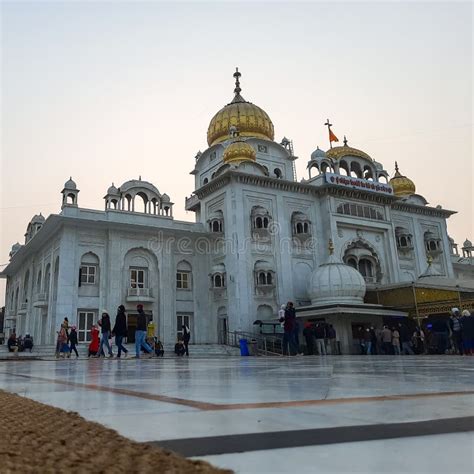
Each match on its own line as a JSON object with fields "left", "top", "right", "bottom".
{"left": 112, "top": 305, "right": 128, "bottom": 358}
{"left": 98, "top": 311, "right": 113, "bottom": 358}
{"left": 303, "top": 322, "right": 314, "bottom": 355}
{"left": 280, "top": 302, "right": 296, "bottom": 355}
{"left": 399, "top": 323, "right": 414, "bottom": 355}
{"left": 135, "top": 304, "right": 153, "bottom": 358}
{"left": 68, "top": 327, "right": 79, "bottom": 357}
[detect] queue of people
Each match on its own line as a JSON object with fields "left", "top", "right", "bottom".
{"left": 52, "top": 303, "right": 188, "bottom": 359}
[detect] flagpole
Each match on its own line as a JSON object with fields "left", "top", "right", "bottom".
{"left": 324, "top": 118, "right": 333, "bottom": 149}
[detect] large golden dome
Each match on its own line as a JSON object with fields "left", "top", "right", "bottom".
{"left": 223, "top": 138, "right": 256, "bottom": 164}
{"left": 207, "top": 69, "right": 275, "bottom": 147}
{"left": 390, "top": 162, "right": 416, "bottom": 197}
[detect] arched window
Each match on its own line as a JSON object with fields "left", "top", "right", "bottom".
{"left": 79, "top": 252, "right": 99, "bottom": 286}
{"left": 214, "top": 274, "right": 222, "bottom": 287}
{"left": 212, "top": 221, "right": 220, "bottom": 232}
{"left": 203, "top": 178, "right": 209, "bottom": 185}
{"left": 251, "top": 206, "right": 272, "bottom": 239}
{"left": 263, "top": 217, "right": 269, "bottom": 228}
{"left": 211, "top": 264, "right": 226, "bottom": 289}
{"left": 358, "top": 259, "right": 374, "bottom": 279}
{"left": 258, "top": 272, "right": 266, "bottom": 285}
{"left": 256, "top": 217, "right": 263, "bottom": 229}
{"left": 266, "top": 272, "right": 273, "bottom": 285}
{"left": 274, "top": 168, "right": 282, "bottom": 179}
{"left": 347, "top": 257, "right": 357, "bottom": 269}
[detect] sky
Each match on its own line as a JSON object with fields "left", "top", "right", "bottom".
{"left": 0, "top": 1, "right": 472, "bottom": 305}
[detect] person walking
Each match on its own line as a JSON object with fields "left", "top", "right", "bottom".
{"left": 381, "top": 325, "right": 392, "bottom": 354}
{"left": 364, "top": 328, "right": 372, "bottom": 355}
{"left": 412, "top": 326, "right": 425, "bottom": 354}
{"left": 392, "top": 327, "right": 401, "bottom": 355}
{"left": 327, "top": 325, "right": 337, "bottom": 355}
{"left": 68, "top": 326, "right": 79, "bottom": 358}
{"left": 97, "top": 310, "right": 113, "bottom": 358}
{"left": 57, "top": 325, "right": 69, "bottom": 358}
{"left": 112, "top": 305, "right": 128, "bottom": 358}
{"left": 182, "top": 324, "right": 191, "bottom": 356}
{"left": 369, "top": 326, "right": 377, "bottom": 355}
{"left": 280, "top": 302, "right": 296, "bottom": 355}
{"left": 135, "top": 304, "right": 153, "bottom": 358}
{"left": 303, "top": 322, "right": 314, "bottom": 355}
{"left": 88, "top": 324, "right": 100, "bottom": 357}
{"left": 399, "top": 324, "right": 414, "bottom": 355}
{"left": 449, "top": 308, "right": 463, "bottom": 355}
{"left": 461, "top": 310, "right": 474, "bottom": 356}
{"left": 314, "top": 323, "right": 326, "bottom": 356}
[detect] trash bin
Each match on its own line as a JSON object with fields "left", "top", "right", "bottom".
{"left": 248, "top": 339, "right": 258, "bottom": 356}
{"left": 239, "top": 338, "right": 249, "bottom": 356}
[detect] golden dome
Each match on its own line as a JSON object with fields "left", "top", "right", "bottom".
{"left": 223, "top": 138, "right": 256, "bottom": 164}
{"left": 207, "top": 69, "right": 275, "bottom": 147}
{"left": 390, "top": 162, "right": 416, "bottom": 197}
{"left": 326, "top": 144, "right": 372, "bottom": 161}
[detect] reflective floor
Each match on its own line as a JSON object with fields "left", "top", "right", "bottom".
{"left": 0, "top": 356, "right": 473, "bottom": 473}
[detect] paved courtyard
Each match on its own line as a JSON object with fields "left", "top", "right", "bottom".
{"left": 1, "top": 356, "right": 473, "bottom": 473}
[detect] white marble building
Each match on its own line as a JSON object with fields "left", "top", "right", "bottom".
{"left": 2, "top": 69, "right": 473, "bottom": 351}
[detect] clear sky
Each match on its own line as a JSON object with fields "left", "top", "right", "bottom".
{"left": 1, "top": 1, "right": 472, "bottom": 305}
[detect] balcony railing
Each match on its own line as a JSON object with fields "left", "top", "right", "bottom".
{"left": 33, "top": 293, "right": 48, "bottom": 307}
{"left": 185, "top": 194, "right": 200, "bottom": 211}
{"left": 126, "top": 287, "right": 154, "bottom": 302}
{"left": 127, "top": 287, "right": 150, "bottom": 297}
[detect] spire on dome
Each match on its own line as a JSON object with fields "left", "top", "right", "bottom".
{"left": 328, "top": 238, "right": 334, "bottom": 255}
{"left": 232, "top": 67, "right": 245, "bottom": 103}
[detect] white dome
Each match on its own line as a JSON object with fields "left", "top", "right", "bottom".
{"left": 161, "top": 193, "right": 170, "bottom": 203}
{"left": 30, "top": 213, "right": 45, "bottom": 224}
{"left": 310, "top": 147, "right": 326, "bottom": 160}
{"left": 463, "top": 239, "right": 472, "bottom": 248}
{"left": 64, "top": 177, "right": 77, "bottom": 189}
{"left": 308, "top": 255, "right": 366, "bottom": 305}
{"left": 107, "top": 183, "right": 119, "bottom": 195}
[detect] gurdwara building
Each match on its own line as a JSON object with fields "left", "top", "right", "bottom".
{"left": 2, "top": 70, "right": 473, "bottom": 353}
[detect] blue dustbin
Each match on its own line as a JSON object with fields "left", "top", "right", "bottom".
{"left": 239, "top": 338, "right": 250, "bottom": 356}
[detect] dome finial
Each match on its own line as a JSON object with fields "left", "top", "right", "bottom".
{"left": 343, "top": 135, "right": 348, "bottom": 146}
{"left": 328, "top": 238, "right": 334, "bottom": 255}
{"left": 395, "top": 161, "right": 399, "bottom": 173}
{"left": 233, "top": 67, "right": 242, "bottom": 96}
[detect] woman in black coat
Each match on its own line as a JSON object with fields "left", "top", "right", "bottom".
{"left": 112, "top": 305, "right": 128, "bottom": 358}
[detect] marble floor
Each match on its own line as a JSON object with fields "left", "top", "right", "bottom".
{"left": 0, "top": 356, "right": 473, "bottom": 473}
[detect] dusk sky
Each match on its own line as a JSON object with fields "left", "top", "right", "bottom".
{"left": 1, "top": 1, "right": 472, "bottom": 305}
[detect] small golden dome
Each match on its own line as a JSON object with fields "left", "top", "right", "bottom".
{"left": 390, "top": 162, "right": 416, "bottom": 197}
{"left": 326, "top": 144, "right": 372, "bottom": 161}
{"left": 207, "top": 69, "right": 274, "bottom": 147}
{"left": 223, "top": 138, "right": 256, "bottom": 164}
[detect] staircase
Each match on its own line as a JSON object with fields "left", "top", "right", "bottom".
{"left": 0, "top": 343, "right": 240, "bottom": 359}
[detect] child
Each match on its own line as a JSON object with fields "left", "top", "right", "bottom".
{"left": 154, "top": 338, "right": 164, "bottom": 357}
{"left": 88, "top": 324, "right": 100, "bottom": 357}
{"left": 174, "top": 339, "right": 185, "bottom": 356}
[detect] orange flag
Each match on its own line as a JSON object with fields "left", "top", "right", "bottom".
{"left": 329, "top": 129, "right": 339, "bottom": 143}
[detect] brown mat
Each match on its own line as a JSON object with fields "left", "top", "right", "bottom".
{"left": 0, "top": 390, "right": 231, "bottom": 474}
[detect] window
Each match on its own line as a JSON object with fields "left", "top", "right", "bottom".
{"left": 78, "top": 311, "right": 95, "bottom": 342}
{"left": 176, "top": 271, "right": 191, "bottom": 290}
{"left": 80, "top": 265, "right": 97, "bottom": 285}
{"left": 336, "top": 203, "right": 384, "bottom": 220}
{"left": 177, "top": 314, "right": 191, "bottom": 339}
{"left": 274, "top": 168, "right": 282, "bottom": 178}
{"left": 358, "top": 259, "right": 374, "bottom": 279}
{"left": 214, "top": 274, "right": 223, "bottom": 288}
{"left": 258, "top": 144, "right": 268, "bottom": 153}
{"left": 130, "top": 268, "right": 146, "bottom": 289}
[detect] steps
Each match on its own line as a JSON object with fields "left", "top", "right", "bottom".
{"left": 0, "top": 343, "right": 240, "bottom": 359}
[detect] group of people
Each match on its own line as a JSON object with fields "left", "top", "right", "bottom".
{"left": 429, "top": 308, "right": 474, "bottom": 355}
{"left": 355, "top": 324, "right": 425, "bottom": 355}
{"left": 7, "top": 333, "right": 34, "bottom": 353}
{"left": 54, "top": 303, "right": 190, "bottom": 359}
{"left": 303, "top": 322, "right": 338, "bottom": 355}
